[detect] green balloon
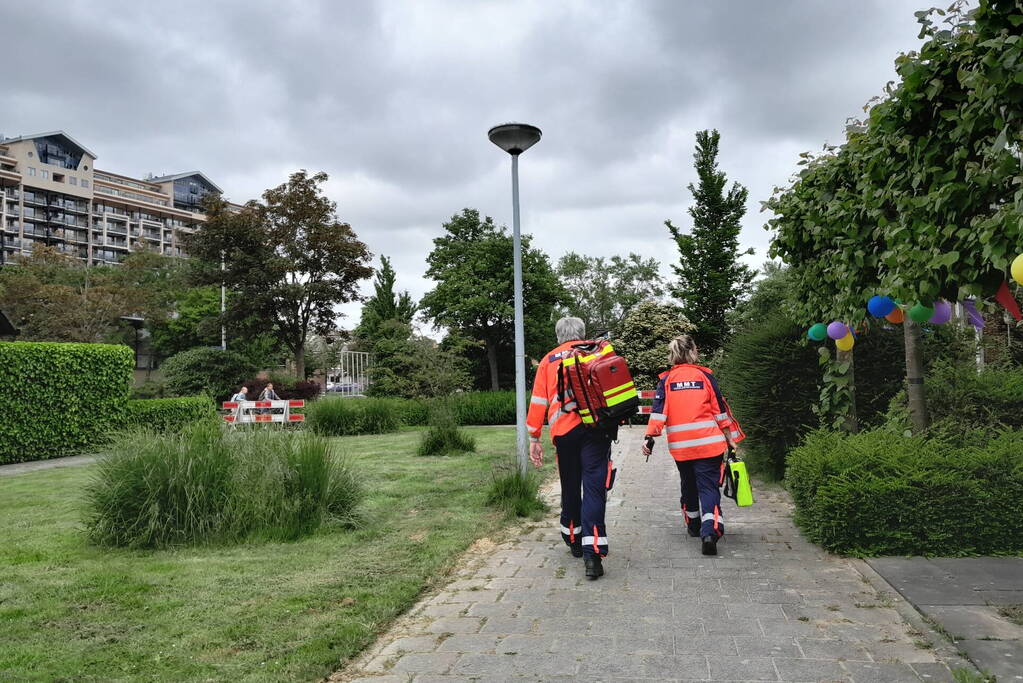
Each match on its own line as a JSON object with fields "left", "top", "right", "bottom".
{"left": 807, "top": 323, "right": 827, "bottom": 341}
{"left": 908, "top": 302, "right": 935, "bottom": 323}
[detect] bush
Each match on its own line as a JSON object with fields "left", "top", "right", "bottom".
{"left": 160, "top": 347, "right": 257, "bottom": 402}
{"left": 417, "top": 401, "right": 476, "bottom": 456}
{"left": 305, "top": 397, "right": 402, "bottom": 436}
{"left": 717, "top": 315, "right": 820, "bottom": 479}
{"left": 485, "top": 465, "right": 546, "bottom": 518}
{"left": 83, "top": 422, "right": 364, "bottom": 548}
{"left": 245, "top": 377, "right": 322, "bottom": 402}
{"left": 924, "top": 360, "right": 1023, "bottom": 432}
{"left": 786, "top": 428, "right": 1023, "bottom": 556}
{"left": 125, "top": 397, "right": 217, "bottom": 432}
{"left": 452, "top": 391, "right": 516, "bottom": 425}
{"left": 131, "top": 378, "right": 168, "bottom": 399}
{"left": 0, "top": 342, "right": 133, "bottom": 464}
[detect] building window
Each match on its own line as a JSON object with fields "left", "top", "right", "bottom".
{"left": 81, "top": 179, "right": 89, "bottom": 188}
{"left": 27, "top": 167, "right": 36, "bottom": 176}
{"left": 41, "top": 170, "right": 49, "bottom": 180}
{"left": 69, "top": 176, "right": 78, "bottom": 186}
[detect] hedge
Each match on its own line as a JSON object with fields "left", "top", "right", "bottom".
{"left": 397, "top": 391, "right": 515, "bottom": 427}
{"left": 0, "top": 342, "right": 133, "bottom": 464}
{"left": 125, "top": 397, "right": 218, "bottom": 433}
{"left": 786, "top": 428, "right": 1023, "bottom": 556}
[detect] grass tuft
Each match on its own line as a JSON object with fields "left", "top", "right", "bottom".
{"left": 484, "top": 464, "right": 546, "bottom": 519}
{"left": 417, "top": 400, "right": 476, "bottom": 456}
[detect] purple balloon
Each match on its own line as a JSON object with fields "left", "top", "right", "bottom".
{"left": 929, "top": 300, "right": 952, "bottom": 325}
{"left": 827, "top": 321, "right": 849, "bottom": 340}
{"left": 964, "top": 299, "right": 984, "bottom": 330}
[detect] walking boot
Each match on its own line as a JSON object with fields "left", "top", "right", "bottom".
{"left": 687, "top": 524, "right": 701, "bottom": 538}
{"left": 584, "top": 555, "right": 604, "bottom": 580}
{"left": 570, "top": 541, "right": 583, "bottom": 558}
{"left": 701, "top": 535, "right": 718, "bottom": 556}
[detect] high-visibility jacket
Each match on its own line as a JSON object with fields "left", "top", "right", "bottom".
{"left": 527, "top": 340, "right": 584, "bottom": 442}
{"left": 645, "top": 363, "right": 745, "bottom": 461}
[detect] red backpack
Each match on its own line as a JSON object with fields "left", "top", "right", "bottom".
{"left": 557, "top": 340, "right": 639, "bottom": 431}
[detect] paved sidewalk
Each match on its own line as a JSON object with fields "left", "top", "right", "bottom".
{"left": 337, "top": 427, "right": 971, "bottom": 682}
{"left": 0, "top": 454, "right": 96, "bottom": 477}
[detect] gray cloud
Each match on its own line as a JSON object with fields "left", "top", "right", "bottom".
{"left": 2, "top": 0, "right": 927, "bottom": 327}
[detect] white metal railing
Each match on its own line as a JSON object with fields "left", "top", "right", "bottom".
{"left": 326, "top": 351, "right": 370, "bottom": 396}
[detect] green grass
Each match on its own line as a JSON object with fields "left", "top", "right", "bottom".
{"left": 0, "top": 426, "right": 545, "bottom": 681}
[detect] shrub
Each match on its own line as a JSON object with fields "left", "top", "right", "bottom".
{"left": 245, "top": 377, "right": 322, "bottom": 402}
{"left": 453, "top": 391, "right": 515, "bottom": 425}
{"left": 83, "top": 422, "right": 364, "bottom": 548}
{"left": 160, "top": 347, "right": 257, "bottom": 402}
{"left": 485, "top": 465, "right": 546, "bottom": 519}
{"left": 125, "top": 396, "right": 217, "bottom": 432}
{"left": 786, "top": 428, "right": 1023, "bottom": 556}
{"left": 717, "top": 315, "right": 820, "bottom": 479}
{"left": 417, "top": 401, "right": 476, "bottom": 456}
{"left": 305, "top": 397, "right": 402, "bottom": 436}
{"left": 131, "top": 378, "right": 168, "bottom": 399}
{"left": 0, "top": 342, "right": 133, "bottom": 464}
{"left": 924, "top": 360, "right": 1023, "bottom": 431}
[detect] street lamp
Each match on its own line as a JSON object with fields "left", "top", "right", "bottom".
{"left": 488, "top": 122, "right": 542, "bottom": 475}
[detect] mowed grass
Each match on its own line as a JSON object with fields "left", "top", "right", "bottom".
{"left": 0, "top": 426, "right": 546, "bottom": 681}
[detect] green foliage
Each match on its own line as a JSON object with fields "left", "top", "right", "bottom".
{"left": 353, "top": 255, "right": 417, "bottom": 346}
{"left": 717, "top": 316, "right": 820, "bottom": 479}
{"left": 420, "top": 208, "right": 567, "bottom": 390}
{"left": 612, "top": 300, "right": 696, "bottom": 389}
{"left": 0, "top": 342, "right": 133, "bottom": 464}
{"left": 305, "top": 397, "right": 402, "bottom": 436}
{"left": 366, "top": 320, "right": 471, "bottom": 399}
{"left": 485, "top": 465, "right": 547, "bottom": 518}
{"left": 448, "top": 391, "right": 516, "bottom": 425}
{"left": 83, "top": 423, "right": 364, "bottom": 548}
{"left": 125, "top": 396, "right": 217, "bottom": 432}
{"left": 417, "top": 400, "right": 477, "bottom": 456}
{"left": 160, "top": 347, "right": 257, "bottom": 402}
{"left": 555, "top": 252, "right": 663, "bottom": 336}
{"left": 924, "top": 360, "right": 1023, "bottom": 432}
{"left": 787, "top": 428, "right": 1023, "bottom": 556}
{"left": 667, "top": 130, "right": 754, "bottom": 352}
{"left": 815, "top": 347, "right": 857, "bottom": 431}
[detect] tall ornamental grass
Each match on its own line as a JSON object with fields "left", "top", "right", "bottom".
{"left": 84, "top": 422, "right": 364, "bottom": 548}
{"left": 485, "top": 465, "right": 546, "bottom": 519}
{"left": 305, "top": 397, "right": 402, "bottom": 437}
{"left": 417, "top": 400, "right": 476, "bottom": 456}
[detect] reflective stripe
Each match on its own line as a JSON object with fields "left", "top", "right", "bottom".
{"left": 715, "top": 412, "right": 728, "bottom": 421}
{"left": 684, "top": 510, "right": 700, "bottom": 519}
{"left": 581, "top": 535, "right": 608, "bottom": 545}
{"left": 603, "top": 380, "right": 635, "bottom": 397}
{"left": 529, "top": 435, "right": 540, "bottom": 443}
{"left": 648, "top": 412, "right": 666, "bottom": 421}
{"left": 563, "top": 401, "right": 578, "bottom": 412}
{"left": 549, "top": 408, "right": 568, "bottom": 426}
{"left": 531, "top": 396, "right": 549, "bottom": 406}
{"left": 665, "top": 420, "right": 718, "bottom": 433}
{"left": 730, "top": 430, "right": 741, "bottom": 439}
{"left": 668, "top": 434, "right": 727, "bottom": 450}
{"left": 560, "top": 525, "right": 583, "bottom": 535}
{"left": 605, "top": 387, "right": 638, "bottom": 407}
{"left": 701, "top": 512, "right": 717, "bottom": 522}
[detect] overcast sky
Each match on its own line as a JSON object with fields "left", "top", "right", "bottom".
{"left": 4, "top": 1, "right": 927, "bottom": 329}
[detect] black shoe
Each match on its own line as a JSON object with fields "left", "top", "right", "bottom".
{"left": 701, "top": 535, "right": 718, "bottom": 556}
{"left": 584, "top": 555, "right": 604, "bottom": 580}
{"left": 570, "top": 542, "right": 583, "bottom": 558}
{"left": 687, "top": 525, "right": 701, "bottom": 538}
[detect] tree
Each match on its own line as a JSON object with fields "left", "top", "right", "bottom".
{"left": 555, "top": 252, "right": 663, "bottom": 336}
{"left": 667, "top": 130, "right": 754, "bottom": 353}
{"left": 365, "top": 321, "right": 470, "bottom": 399}
{"left": 612, "top": 301, "right": 695, "bottom": 389}
{"left": 420, "top": 208, "right": 567, "bottom": 391}
{"left": 160, "top": 347, "right": 257, "bottom": 401}
{"left": 186, "top": 171, "right": 373, "bottom": 379}
{"left": 353, "top": 255, "right": 417, "bottom": 347}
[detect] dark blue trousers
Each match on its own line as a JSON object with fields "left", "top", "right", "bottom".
{"left": 554, "top": 425, "right": 613, "bottom": 557}
{"left": 675, "top": 454, "right": 726, "bottom": 538}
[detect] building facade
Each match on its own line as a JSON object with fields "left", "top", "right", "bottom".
{"left": 0, "top": 131, "right": 227, "bottom": 266}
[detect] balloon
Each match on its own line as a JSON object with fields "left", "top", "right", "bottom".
{"left": 835, "top": 333, "right": 855, "bottom": 351}
{"left": 867, "top": 295, "right": 896, "bottom": 317}
{"left": 807, "top": 323, "right": 827, "bottom": 342}
{"left": 929, "top": 300, "right": 952, "bottom": 325}
{"left": 909, "top": 302, "right": 935, "bottom": 323}
{"left": 886, "top": 308, "right": 905, "bottom": 323}
{"left": 827, "top": 321, "right": 849, "bottom": 340}
{"left": 1012, "top": 254, "right": 1023, "bottom": 286}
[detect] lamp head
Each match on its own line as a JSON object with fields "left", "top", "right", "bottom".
{"left": 488, "top": 123, "right": 542, "bottom": 155}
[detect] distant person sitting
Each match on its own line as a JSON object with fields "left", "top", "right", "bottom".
{"left": 258, "top": 382, "right": 281, "bottom": 414}
{"left": 230, "top": 386, "right": 249, "bottom": 402}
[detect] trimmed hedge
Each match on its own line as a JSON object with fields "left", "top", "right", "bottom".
{"left": 161, "top": 347, "right": 257, "bottom": 402}
{"left": 125, "top": 397, "right": 217, "bottom": 433}
{"left": 0, "top": 342, "right": 133, "bottom": 464}
{"left": 787, "top": 428, "right": 1023, "bottom": 556}
{"left": 396, "top": 391, "right": 515, "bottom": 427}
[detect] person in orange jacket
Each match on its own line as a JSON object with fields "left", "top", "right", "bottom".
{"left": 527, "top": 316, "right": 613, "bottom": 580}
{"left": 641, "top": 334, "right": 745, "bottom": 556}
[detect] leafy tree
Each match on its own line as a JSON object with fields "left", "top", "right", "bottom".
{"left": 667, "top": 130, "right": 754, "bottom": 353}
{"left": 612, "top": 301, "right": 695, "bottom": 389}
{"left": 365, "top": 321, "right": 470, "bottom": 399}
{"left": 353, "top": 255, "right": 417, "bottom": 347}
{"left": 555, "top": 252, "right": 663, "bottom": 336}
{"left": 420, "top": 208, "right": 567, "bottom": 391}
{"left": 159, "top": 347, "right": 257, "bottom": 401}
{"left": 186, "top": 171, "right": 373, "bottom": 379}
{"left": 727, "top": 262, "right": 795, "bottom": 335}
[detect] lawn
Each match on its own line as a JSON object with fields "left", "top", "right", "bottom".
{"left": 0, "top": 426, "right": 544, "bottom": 681}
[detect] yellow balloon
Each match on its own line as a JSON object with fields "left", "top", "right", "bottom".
{"left": 835, "top": 333, "right": 855, "bottom": 352}
{"left": 1012, "top": 254, "right": 1023, "bottom": 286}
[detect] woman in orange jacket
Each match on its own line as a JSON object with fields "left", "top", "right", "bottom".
{"left": 641, "top": 335, "right": 744, "bottom": 555}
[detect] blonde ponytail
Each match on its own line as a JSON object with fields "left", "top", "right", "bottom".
{"left": 668, "top": 335, "right": 699, "bottom": 366}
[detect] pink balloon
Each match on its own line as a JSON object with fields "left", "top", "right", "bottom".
{"left": 929, "top": 300, "right": 952, "bottom": 325}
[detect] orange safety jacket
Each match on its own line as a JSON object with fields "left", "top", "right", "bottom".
{"left": 644, "top": 363, "right": 745, "bottom": 461}
{"left": 527, "top": 341, "right": 584, "bottom": 442}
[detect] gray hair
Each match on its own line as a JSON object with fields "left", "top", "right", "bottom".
{"left": 555, "top": 317, "right": 586, "bottom": 344}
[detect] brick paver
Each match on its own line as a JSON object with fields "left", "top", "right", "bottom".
{"left": 337, "top": 427, "right": 973, "bottom": 682}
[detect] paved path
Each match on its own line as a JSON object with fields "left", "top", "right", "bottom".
{"left": 0, "top": 454, "right": 96, "bottom": 476}
{"left": 338, "top": 427, "right": 972, "bottom": 682}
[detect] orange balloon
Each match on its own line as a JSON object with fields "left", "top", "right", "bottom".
{"left": 886, "top": 308, "right": 905, "bottom": 323}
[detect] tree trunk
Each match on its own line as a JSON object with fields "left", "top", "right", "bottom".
{"left": 294, "top": 344, "right": 305, "bottom": 382}
{"left": 486, "top": 342, "right": 500, "bottom": 391}
{"left": 903, "top": 320, "right": 929, "bottom": 432}
{"left": 837, "top": 348, "right": 859, "bottom": 433}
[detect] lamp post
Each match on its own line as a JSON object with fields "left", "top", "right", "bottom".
{"left": 488, "top": 122, "right": 542, "bottom": 475}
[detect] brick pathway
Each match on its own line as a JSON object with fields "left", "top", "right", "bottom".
{"left": 337, "top": 427, "right": 972, "bottom": 682}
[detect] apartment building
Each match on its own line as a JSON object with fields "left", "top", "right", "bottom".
{"left": 0, "top": 131, "right": 228, "bottom": 266}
